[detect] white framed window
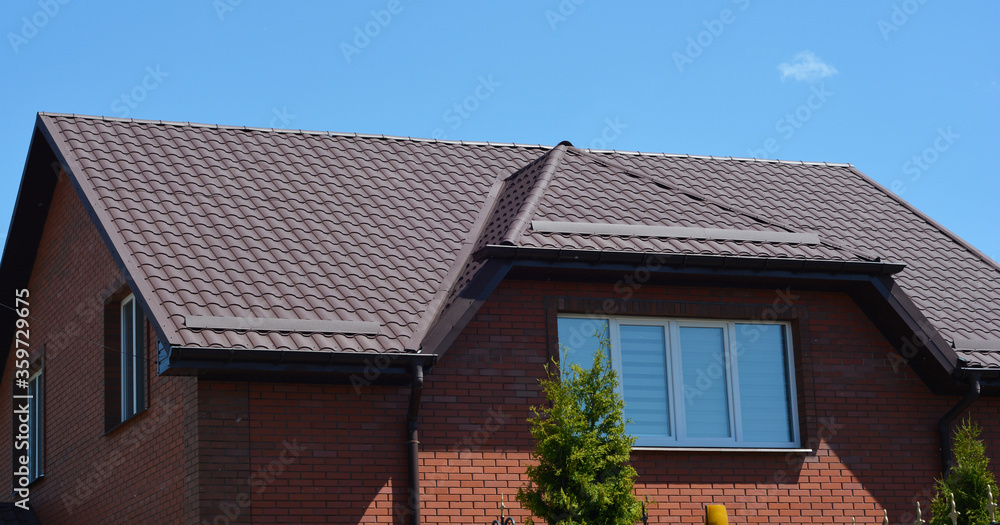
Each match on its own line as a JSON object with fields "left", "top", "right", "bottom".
{"left": 120, "top": 294, "right": 146, "bottom": 420}
{"left": 557, "top": 316, "right": 800, "bottom": 449}
{"left": 27, "top": 370, "right": 43, "bottom": 482}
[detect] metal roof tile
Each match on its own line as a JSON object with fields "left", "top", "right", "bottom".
{"left": 36, "top": 114, "right": 1000, "bottom": 362}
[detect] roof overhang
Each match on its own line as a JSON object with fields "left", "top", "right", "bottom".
{"left": 0, "top": 114, "right": 183, "bottom": 381}
{"left": 0, "top": 125, "right": 61, "bottom": 378}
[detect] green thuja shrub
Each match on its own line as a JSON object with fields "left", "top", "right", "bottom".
{"left": 516, "top": 342, "right": 645, "bottom": 525}
{"left": 931, "top": 417, "right": 999, "bottom": 525}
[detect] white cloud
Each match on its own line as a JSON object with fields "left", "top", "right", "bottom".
{"left": 778, "top": 51, "right": 838, "bottom": 82}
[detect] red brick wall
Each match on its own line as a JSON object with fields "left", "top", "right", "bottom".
{"left": 419, "top": 279, "right": 1000, "bottom": 525}
{"left": 246, "top": 383, "right": 409, "bottom": 523}
{"left": 193, "top": 380, "right": 413, "bottom": 524}
{"left": 0, "top": 173, "right": 197, "bottom": 523}
{"left": 198, "top": 381, "right": 251, "bottom": 523}
{"left": 213, "top": 278, "right": 1000, "bottom": 524}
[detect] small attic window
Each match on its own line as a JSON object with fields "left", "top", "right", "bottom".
{"left": 120, "top": 295, "right": 146, "bottom": 420}
{"left": 27, "top": 369, "right": 44, "bottom": 482}
{"left": 104, "top": 291, "right": 147, "bottom": 431}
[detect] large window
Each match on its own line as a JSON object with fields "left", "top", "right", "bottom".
{"left": 120, "top": 294, "right": 146, "bottom": 421}
{"left": 558, "top": 316, "right": 799, "bottom": 448}
{"left": 27, "top": 370, "right": 43, "bottom": 482}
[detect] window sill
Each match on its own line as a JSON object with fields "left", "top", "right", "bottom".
{"left": 633, "top": 447, "right": 813, "bottom": 453}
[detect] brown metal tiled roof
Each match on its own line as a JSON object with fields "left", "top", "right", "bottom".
{"left": 37, "top": 114, "right": 1000, "bottom": 365}
{"left": 954, "top": 340, "right": 1000, "bottom": 369}
{"left": 42, "top": 114, "right": 543, "bottom": 354}
{"left": 602, "top": 150, "right": 1000, "bottom": 347}
{"left": 474, "top": 146, "right": 878, "bottom": 262}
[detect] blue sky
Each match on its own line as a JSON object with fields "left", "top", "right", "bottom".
{"left": 1, "top": 1, "right": 997, "bottom": 262}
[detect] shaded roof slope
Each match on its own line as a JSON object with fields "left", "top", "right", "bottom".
{"left": 22, "top": 113, "right": 1000, "bottom": 367}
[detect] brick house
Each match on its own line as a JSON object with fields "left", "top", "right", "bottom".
{"left": 2, "top": 112, "right": 999, "bottom": 524}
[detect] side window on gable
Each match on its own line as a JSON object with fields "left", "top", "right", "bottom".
{"left": 27, "top": 369, "right": 44, "bottom": 482}
{"left": 13, "top": 345, "right": 45, "bottom": 484}
{"left": 105, "top": 291, "right": 147, "bottom": 431}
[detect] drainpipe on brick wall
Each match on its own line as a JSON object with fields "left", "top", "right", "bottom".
{"left": 407, "top": 364, "right": 424, "bottom": 525}
{"left": 938, "top": 374, "right": 981, "bottom": 475}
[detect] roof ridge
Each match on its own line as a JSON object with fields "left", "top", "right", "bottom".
{"left": 406, "top": 144, "right": 570, "bottom": 353}
{"left": 569, "top": 147, "right": 883, "bottom": 262}
{"left": 499, "top": 144, "right": 569, "bottom": 245}
{"left": 461, "top": 144, "right": 570, "bottom": 251}
{"left": 37, "top": 113, "right": 851, "bottom": 165}
{"left": 35, "top": 112, "right": 553, "bottom": 151}
{"left": 845, "top": 165, "right": 1000, "bottom": 277}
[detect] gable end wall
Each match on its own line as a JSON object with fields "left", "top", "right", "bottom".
{"left": 0, "top": 172, "right": 197, "bottom": 523}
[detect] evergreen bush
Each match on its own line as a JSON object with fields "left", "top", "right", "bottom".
{"left": 516, "top": 340, "right": 645, "bottom": 525}
{"left": 931, "top": 416, "right": 999, "bottom": 525}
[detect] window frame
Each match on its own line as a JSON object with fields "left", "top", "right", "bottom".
{"left": 559, "top": 314, "right": 801, "bottom": 449}
{"left": 119, "top": 294, "right": 146, "bottom": 422}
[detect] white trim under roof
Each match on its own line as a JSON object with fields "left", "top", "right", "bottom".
{"left": 531, "top": 221, "right": 821, "bottom": 245}
{"left": 184, "top": 316, "right": 381, "bottom": 335}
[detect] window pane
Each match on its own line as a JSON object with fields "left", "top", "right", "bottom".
{"left": 680, "top": 326, "right": 730, "bottom": 438}
{"left": 28, "top": 373, "right": 42, "bottom": 480}
{"left": 122, "top": 298, "right": 135, "bottom": 418}
{"left": 135, "top": 304, "right": 146, "bottom": 413}
{"left": 620, "top": 325, "right": 670, "bottom": 437}
{"left": 736, "top": 324, "right": 793, "bottom": 442}
{"left": 557, "top": 318, "right": 609, "bottom": 377}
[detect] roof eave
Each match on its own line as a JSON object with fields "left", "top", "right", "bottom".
{"left": 869, "top": 275, "right": 960, "bottom": 372}
{"left": 162, "top": 346, "right": 438, "bottom": 384}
